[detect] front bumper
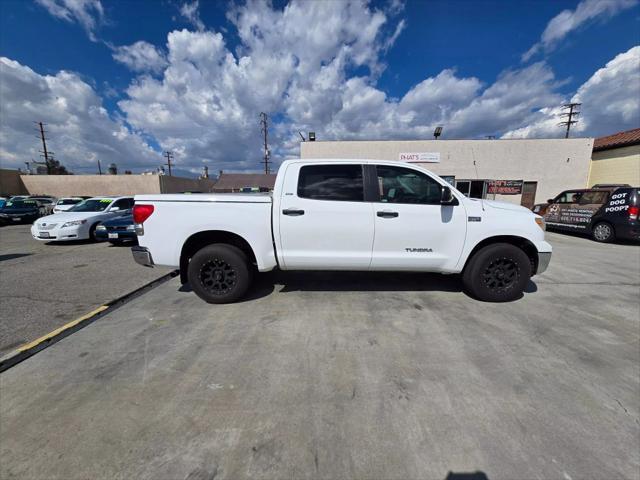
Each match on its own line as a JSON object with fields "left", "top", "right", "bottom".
{"left": 536, "top": 252, "right": 552, "bottom": 275}
{"left": 131, "top": 246, "right": 154, "bottom": 267}
{"left": 1, "top": 213, "right": 38, "bottom": 223}
{"left": 30, "top": 223, "right": 87, "bottom": 241}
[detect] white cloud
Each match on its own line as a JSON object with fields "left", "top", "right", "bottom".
{"left": 16, "top": 0, "right": 639, "bottom": 175}
{"left": 504, "top": 46, "right": 640, "bottom": 138}
{"left": 112, "top": 41, "right": 168, "bottom": 73}
{"left": 523, "top": 0, "right": 638, "bottom": 61}
{"left": 118, "top": 0, "right": 405, "bottom": 171}
{"left": 0, "top": 57, "right": 160, "bottom": 173}
{"left": 179, "top": 0, "right": 205, "bottom": 31}
{"left": 35, "top": 0, "right": 104, "bottom": 41}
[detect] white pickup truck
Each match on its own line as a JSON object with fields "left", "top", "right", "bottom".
{"left": 132, "top": 159, "right": 551, "bottom": 303}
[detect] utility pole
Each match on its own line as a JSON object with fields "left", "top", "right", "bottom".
{"left": 97, "top": 159, "right": 102, "bottom": 175}
{"left": 164, "top": 151, "right": 174, "bottom": 176}
{"left": 559, "top": 103, "right": 581, "bottom": 138}
{"left": 36, "top": 122, "right": 52, "bottom": 174}
{"left": 259, "top": 112, "right": 271, "bottom": 174}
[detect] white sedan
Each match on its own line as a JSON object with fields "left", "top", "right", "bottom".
{"left": 31, "top": 196, "right": 134, "bottom": 242}
{"left": 52, "top": 197, "right": 88, "bottom": 213}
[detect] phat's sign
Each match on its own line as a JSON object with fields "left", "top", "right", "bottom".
{"left": 399, "top": 152, "right": 440, "bottom": 163}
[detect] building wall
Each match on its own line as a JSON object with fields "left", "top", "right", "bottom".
{"left": 159, "top": 176, "right": 216, "bottom": 193}
{"left": 588, "top": 145, "right": 640, "bottom": 187}
{"left": 301, "top": 138, "right": 594, "bottom": 204}
{"left": 21, "top": 175, "right": 162, "bottom": 197}
{"left": 0, "top": 169, "right": 27, "bottom": 195}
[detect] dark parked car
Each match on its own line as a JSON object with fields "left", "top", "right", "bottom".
{"left": 543, "top": 186, "right": 639, "bottom": 242}
{"left": 0, "top": 199, "right": 46, "bottom": 224}
{"left": 95, "top": 214, "right": 137, "bottom": 245}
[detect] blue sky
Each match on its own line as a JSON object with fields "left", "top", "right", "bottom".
{"left": 0, "top": 0, "right": 638, "bottom": 175}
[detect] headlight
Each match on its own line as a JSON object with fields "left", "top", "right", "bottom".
{"left": 62, "top": 220, "right": 87, "bottom": 228}
{"left": 96, "top": 224, "right": 107, "bottom": 231}
{"left": 535, "top": 217, "right": 546, "bottom": 231}
{"left": 126, "top": 224, "right": 136, "bottom": 231}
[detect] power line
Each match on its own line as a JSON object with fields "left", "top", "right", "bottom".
{"left": 259, "top": 112, "right": 271, "bottom": 175}
{"left": 164, "top": 151, "right": 174, "bottom": 176}
{"left": 558, "top": 103, "right": 581, "bottom": 139}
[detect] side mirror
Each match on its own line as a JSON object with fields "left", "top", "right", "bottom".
{"left": 441, "top": 186, "right": 456, "bottom": 205}
{"left": 547, "top": 198, "right": 554, "bottom": 204}
{"left": 110, "top": 207, "right": 120, "bottom": 212}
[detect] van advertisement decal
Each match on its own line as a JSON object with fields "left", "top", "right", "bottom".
{"left": 603, "top": 191, "right": 629, "bottom": 214}
{"left": 544, "top": 189, "right": 632, "bottom": 230}
{"left": 545, "top": 204, "right": 596, "bottom": 229}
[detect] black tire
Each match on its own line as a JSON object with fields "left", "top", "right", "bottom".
{"left": 89, "top": 223, "right": 99, "bottom": 241}
{"left": 591, "top": 221, "right": 615, "bottom": 243}
{"left": 188, "top": 244, "right": 252, "bottom": 304}
{"left": 462, "top": 243, "right": 531, "bottom": 302}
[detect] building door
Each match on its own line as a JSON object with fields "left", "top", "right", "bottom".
{"left": 521, "top": 181, "right": 538, "bottom": 209}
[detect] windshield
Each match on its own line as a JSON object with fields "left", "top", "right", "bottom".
{"left": 68, "top": 199, "right": 112, "bottom": 212}
{"left": 4, "top": 200, "right": 39, "bottom": 209}
{"left": 58, "top": 199, "right": 82, "bottom": 205}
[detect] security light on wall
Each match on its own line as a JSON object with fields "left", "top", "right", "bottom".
{"left": 433, "top": 126, "right": 443, "bottom": 139}
{"left": 308, "top": 131, "right": 316, "bottom": 142}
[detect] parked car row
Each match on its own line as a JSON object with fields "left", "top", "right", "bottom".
{"left": 0, "top": 194, "right": 137, "bottom": 246}
{"left": 31, "top": 196, "right": 136, "bottom": 243}
{"left": 532, "top": 185, "right": 639, "bottom": 243}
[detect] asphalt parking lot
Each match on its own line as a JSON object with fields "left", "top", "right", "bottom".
{"left": 0, "top": 224, "right": 171, "bottom": 356}
{"left": 1, "top": 232, "right": 639, "bottom": 479}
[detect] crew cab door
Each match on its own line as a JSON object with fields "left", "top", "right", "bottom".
{"left": 277, "top": 163, "right": 374, "bottom": 270}
{"left": 370, "top": 164, "right": 467, "bottom": 271}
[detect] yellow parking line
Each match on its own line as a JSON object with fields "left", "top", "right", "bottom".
{"left": 17, "top": 305, "right": 109, "bottom": 352}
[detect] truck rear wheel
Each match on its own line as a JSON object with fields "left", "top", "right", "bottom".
{"left": 188, "top": 244, "right": 252, "bottom": 304}
{"left": 462, "top": 243, "right": 531, "bottom": 302}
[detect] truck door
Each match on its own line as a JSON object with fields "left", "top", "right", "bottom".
{"left": 277, "top": 163, "right": 375, "bottom": 270}
{"left": 370, "top": 164, "right": 467, "bottom": 271}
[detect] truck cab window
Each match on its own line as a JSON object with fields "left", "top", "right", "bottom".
{"left": 376, "top": 165, "right": 442, "bottom": 204}
{"left": 298, "top": 165, "right": 364, "bottom": 202}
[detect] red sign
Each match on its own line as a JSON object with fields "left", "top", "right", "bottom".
{"left": 487, "top": 180, "right": 523, "bottom": 195}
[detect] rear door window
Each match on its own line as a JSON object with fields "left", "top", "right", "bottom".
{"left": 298, "top": 165, "right": 364, "bottom": 202}
{"left": 555, "top": 191, "right": 583, "bottom": 203}
{"left": 578, "top": 191, "right": 609, "bottom": 206}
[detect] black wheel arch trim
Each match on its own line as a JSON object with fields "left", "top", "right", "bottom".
{"left": 463, "top": 235, "right": 539, "bottom": 275}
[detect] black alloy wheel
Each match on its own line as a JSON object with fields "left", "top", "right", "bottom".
{"left": 199, "top": 258, "right": 237, "bottom": 295}
{"left": 462, "top": 243, "right": 531, "bottom": 302}
{"left": 482, "top": 257, "right": 519, "bottom": 292}
{"left": 188, "top": 243, "right": 252, "bottom": 304}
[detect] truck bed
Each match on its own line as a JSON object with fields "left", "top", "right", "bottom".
{"left": 134, "top": 193, "right": 277, "bottom": 271}
{"left": 135, "top": 193, "right": 272, "bottom": 203}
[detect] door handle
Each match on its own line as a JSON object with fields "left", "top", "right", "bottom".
{"left": 283, "top": 208, "right": 305, "bottom": 216}
{"left": 377, "top": 210, "right": 399, "bottom": 218}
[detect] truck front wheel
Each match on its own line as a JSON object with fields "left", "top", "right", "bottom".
{"left": 462, "top": 243, "right": 531, "bottom": 302}
{"left": 188, "top": 244, "right": 252, "bottom": 304}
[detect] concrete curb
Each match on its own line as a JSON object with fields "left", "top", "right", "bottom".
{"left": 0, "top": 270, "right": 179, "bottom": 373}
